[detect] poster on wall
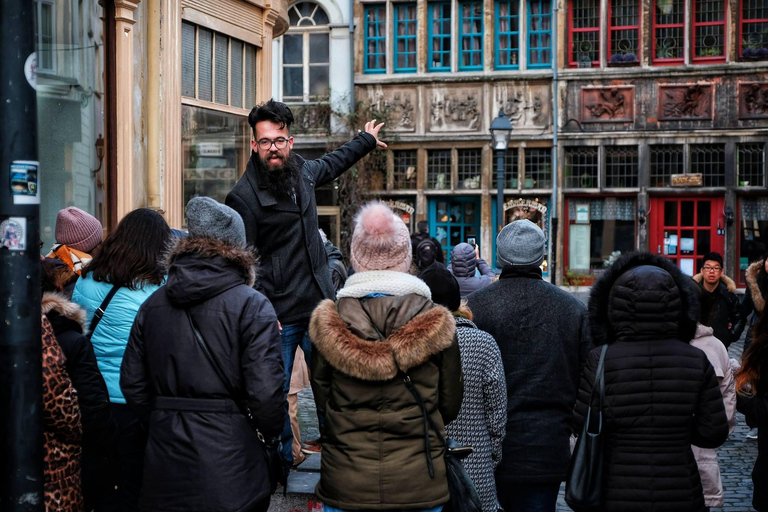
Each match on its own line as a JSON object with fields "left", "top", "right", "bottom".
{"left": 569, "top": 224, "right": 591, "bottom": 270}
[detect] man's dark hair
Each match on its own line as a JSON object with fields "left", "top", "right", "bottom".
{"left": 417, "top": 220, "right": 428, "bottom": 234}
{"left": 248, "top": 99, "right": 294, "bottom": 138}
{"left": 701, "top": 251, "right": 724, "bottom": 269}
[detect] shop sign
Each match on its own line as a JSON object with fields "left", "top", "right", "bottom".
{"left": 503, "top": 198, "right": 548, "bottom": 214}
{"left": 671, "top": 173, "right": 703, "bottom": 187}
{"left": 197, "top": 143, "right": 223, "bottom": 157}
{"left": 575, "top": 203, "right": 590, "bottom": 223}
{"left": 384, "top": 200, "right": 415, "bottom": 215}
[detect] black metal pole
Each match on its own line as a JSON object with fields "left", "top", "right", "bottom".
{"left": 496, "top": 148, "right": 505, "bottom": 268}
{"left": 0, "top": 1, "right": 43, "bottom": 510}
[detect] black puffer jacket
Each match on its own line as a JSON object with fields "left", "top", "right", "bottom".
{"left": 121, "top": 237, "right": 285, "bottom": 512}
{"left": 573, "top": 252, "right": 729, "bottom": 512}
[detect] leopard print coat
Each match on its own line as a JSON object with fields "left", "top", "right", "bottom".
{"left": 42, "top": 314, "right": 83, "bottom": 512}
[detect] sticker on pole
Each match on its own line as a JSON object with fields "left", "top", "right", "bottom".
{"left": 0, "top": 217, "right": 28, "bottom": 251}
{"left": 10, "top": 161, "right": 40, "bottom": 204}
{"left": 24, "top": 52, "right": 37, "bottom": 90}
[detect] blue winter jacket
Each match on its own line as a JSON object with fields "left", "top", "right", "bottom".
{"left": 72, "top": 274, "right": 162, "bottom": 403}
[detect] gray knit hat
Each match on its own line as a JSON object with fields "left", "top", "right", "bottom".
{"left": 185, "top": 197, "right": 246, "bottom": 248}
{"left": 496, "top": 219, "right": 545, "bottom": 267}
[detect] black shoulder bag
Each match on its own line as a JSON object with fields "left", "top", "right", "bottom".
{"left": 87, "top": 285, "right": 121, "bottom": 340}
{"left": 185, "top": 309, "right": 289, "bottom": 495}
{"left": 565, "top": 344, "right": 609, "bottom": 512}
{"left": 359, "top": 300, "right": 482, "bottom": 512}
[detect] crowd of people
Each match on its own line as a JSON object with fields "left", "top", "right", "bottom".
{"left": 35, "top": 100, "right": 768, "bottom": 512}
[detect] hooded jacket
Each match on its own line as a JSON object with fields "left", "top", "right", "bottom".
{"left": 449, "top": 243, "right": 495, "bottom": 299}
{"left": 226, "top": 132, "right": 377, "bottom": 324}
{"left": 120, "top": 237, "right": 285, "bottom": 512}
{"left": 692, "top": 272, "right": 744, "bottom": 347}
{"left": 737, "top": 377, "right": 768, "bottom": 511}
{"left": 309, "top": 271, "right": 463, "bottom": 510}
{"left": 740, "top": 260, "right": 768, "bottom": 353}
{"left": 573, "top": 252, "right": 729, "bottom": 512}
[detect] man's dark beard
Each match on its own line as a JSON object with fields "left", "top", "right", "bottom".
{"left": 253, "top": 152, "right": 301, "bottom": 199}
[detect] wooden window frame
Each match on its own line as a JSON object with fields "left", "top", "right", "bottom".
{"left": 428, "top": 1, "right": 452, "bottom": 72}
{"left": 458, "top": 0, "right": 484, "bottom": 71}
{"left": 608, "top": 0, "right": 641, "bottom": 63}
{"left": 393, "top": 3, "right": 418, "bottom": 73}
{"left": 495, "top": 0, "right": 521, "bottom": 70}
{"left": 568, "top": 0, "right": 600, "bottom": 68}
{"left": 363, "top": 4, "right": 387, "bottom": 74}
{"left": 739, "top": 0, "right": 768, "bottom": 58}
{"left": 652, "top": 0, "right": 685, "bottom": 65}
{"left": 691, "top": 0, "right": 727, "bottom": 63}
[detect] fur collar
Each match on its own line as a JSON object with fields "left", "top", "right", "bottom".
{"left": 309, "top": 299, "right": 455, "bottom": 381}
{"left": 166, "top": 236, "right": 258, "bottom": 287}
{"left": 746, "top": 261, "right": 765, "bottom": 313}
{"left": 336, "top": 271, "right": 432, "bottom": 300}
{"left": 692, "top": 273, "right": 736, "bottom": 293}
{"left": 42, "top": 292, "right": 88, "bottom": 334}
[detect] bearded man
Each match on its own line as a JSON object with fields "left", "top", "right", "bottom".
{"left": 226, "top": 99, "right": 385, "bottom": 465}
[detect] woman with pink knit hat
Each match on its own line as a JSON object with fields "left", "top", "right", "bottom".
{"left": 46, "top": 207, "right": 103, "bottom": 284}
{"left": 309, "top": 201, "right": 463, "bottom": 511}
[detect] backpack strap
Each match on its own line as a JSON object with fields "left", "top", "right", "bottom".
{"left": 88, "top": 284, "right": 121, "bottom": 338}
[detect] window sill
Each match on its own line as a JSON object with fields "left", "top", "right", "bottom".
{"left": 606, "top": 61, "right": 639, "bottom": 67}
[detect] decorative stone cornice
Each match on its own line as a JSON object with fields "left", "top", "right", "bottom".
{"left": 113, "top": 0, "right": 140, "bottom": 24}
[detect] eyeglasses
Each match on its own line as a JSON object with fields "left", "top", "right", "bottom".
{"left": 256, "top": 138, "right": 290, "bottom": 151}
{"left": 702, "top": 266, "right": 722, "bottom": 272}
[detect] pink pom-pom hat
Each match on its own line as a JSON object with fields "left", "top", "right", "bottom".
{"left": 349, "top": 201, "right": 412, "bottom": 273}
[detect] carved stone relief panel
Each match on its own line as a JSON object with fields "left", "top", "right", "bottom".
{"left": 428, "top": 87, "right": 482, "bottom": 132}
{"left": 493, "top": 83, "right": 551, "bottom": 130}
{"left": 580, "top": 86, "right": 635, "bottom": 123}
{"left": 738, "top": 82, "right": 768, "bottom": 119}
{"left": 658, "top": 83, "right": 714, "bottom": 121}
{"left": 361, "top": 86, "right": 417, "bottom": 132}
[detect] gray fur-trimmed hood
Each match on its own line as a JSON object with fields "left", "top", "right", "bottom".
{"left": 588, "top": 251, "right": 699, "bottom": 346}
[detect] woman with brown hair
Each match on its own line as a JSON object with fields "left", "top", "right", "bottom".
{"left": 736, "top": 308, "right": 768, "bottom": 511}
{"left": 71, "top": 208, "right": 170, "bottom": 511}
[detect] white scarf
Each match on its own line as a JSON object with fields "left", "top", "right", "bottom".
{"left": 336, "top": 271, "right": 432, "bottom": 300}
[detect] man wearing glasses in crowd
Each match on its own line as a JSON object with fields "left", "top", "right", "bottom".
{"left": 226, "top": 99, "right": 386, "bottom": 466}
{"left": 694, "top": 251, "right": 745, "bottom": 349}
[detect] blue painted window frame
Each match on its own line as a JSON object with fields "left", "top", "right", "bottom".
{"left": 364, "top": 5, "right": 386, "bottom": 74}
{"left": 394, "top": 3, "right": 418, "bottom": 73}
{"left": 495, "top": 0, "right": 520, "bottom": 69}
{"left": 429, "top": 197, "right": 482, "bottom": 264}
{"left": 428, "top": 2, "right": 452, "bottom": 72}
{"left": 527, "top": 0, "right": 553, "bottom": 68}
{"left": 459, "top": 0, "right": 484, "bottom": 71}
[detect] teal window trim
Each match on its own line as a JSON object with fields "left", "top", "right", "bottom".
{"left": 394, "top": 3, "right": 418, "bottom": 73}
{"left": 364, "top": 5, "right": 386, "bottom": 74}
{"left": 459, "top": 0, "right": 484, "bottom": 71}
{"left": 429, "top": 197, "right": 482, "bottom": 264}
{"left": 428, "top": 2, "right": 452, "bottom": 72}
{"left": 495, "top": 0, "right": 520, "bottom": 69}
{"left": 527, "top": 0, "right": 553, "bottom": 69}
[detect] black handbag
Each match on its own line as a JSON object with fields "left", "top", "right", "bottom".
{"left": 565, "top": 344, "right": 609, "bottom": 512}
{"left": 185, "top": 309, "right": 290, "bottom": 495}
{"left": 358, "top": 300, "right": 482, "bottom": 512}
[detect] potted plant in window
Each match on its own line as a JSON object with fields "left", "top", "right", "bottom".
{"left": 656, "top": 0, "right": 675, "bottom": 16}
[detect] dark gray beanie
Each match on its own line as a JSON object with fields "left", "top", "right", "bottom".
{"left": 185, "top": 196, "right": 246, "bottom": 248}
{"left": 497, "top": 219, "right": 545, "bottom": 267}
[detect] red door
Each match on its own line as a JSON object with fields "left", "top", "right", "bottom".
{"left": 649, "top": 197, "right": 725, "bottom": 276}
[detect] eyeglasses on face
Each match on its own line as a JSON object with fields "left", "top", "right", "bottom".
{"left": 702, "top": 266, "right": 722, "bottom": 272}
{"left": 256, "top": 138, "right": 290, "bottom": 151}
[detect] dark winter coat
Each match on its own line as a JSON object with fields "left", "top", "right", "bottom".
{"left": 42, "top": 292, "right": 117, "bottom": 448}
{"left": 737, "top": 385, "right": 768, "bottom": 511}
{"left": 324, "top": 241, "right": 348, "bottom": 292}
{"left": 467, "top": 265, "right": 591, "bottom": 485}
{"left": 225, "top": 133, "right": 377, "bottom": 324}
{"left": 693, "top": 273, "right": 744, "bottom": 347}
{"left": 411, "top": 232, "right": 445, "bottom": 263}
{"left": 309, "top": 282, "right": 463, "bottom": 510}
{"left": 449, "top": 243, "right": 495, "bottom": 299}
{"left": 574, "top": 252, "right": 729, "bottom": 512}
{"left": 740, "top": 260, "right": 768, "bottom": 353}
{"left": 120, "top": 237, "right": 285, "bottom": 512}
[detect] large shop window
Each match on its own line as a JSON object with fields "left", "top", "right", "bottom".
{"left": 740, "top": 0, "right": 768, "bottom": 59}
{"left": 496, "top": 0, "right": 520, "bottom": 69}
{"left": 493, "top": 148, "right": 519, "bottom": 188}
{"left": 428, "top": 149, "right": 452, "bottom": 189}
{"left": 282, "top": 2, "right": 331, "bottom": 102}
{"left": 567, "top": 198, "right": 636, "bottom": 271}
{"left": 459, "top": 1, "right": 484, "bottom": 70}
{"left": 739, "top": 197, "right": 768, "bottom": 284}
{"left": 569, "top": 0, "right": 600, "bottom": 67}
{"left": 394, "top": 3, "right": 418, "bottom": 72}
{"left": 605, "top": 145, "right": 639, "bottom": 188}
{"left": 364, "top": 5, "right": 387, "bottom": 73}
{"left": 564, "top": 146, "right": 599, "bottom": 188}
{"left": 524, "top": 147, "right": 553, "bottom": 188}
{"left": 393, "top": 150, "right": 418, "bottom": 189}
{"left": 609, "top": 0, "right": 640, "bottom": 63}
{"left": 691, "top": 144, "right": 726, "bottom": 187}
{"left": 738, "top": 143, "right": 766, "bottom": 187}
{"left": 649, "top": 144, "right": 684, "bottom": 187}
{"left": 458, "top": 149, "right": 482, "bottom": 189}
{"left": 428, "top": 2, "right": 452, "bottom": 71}
{"left": 182, "top": 107, "right": 250, "bottom": 224}
{"left": 528, "top": 0, "right": 553, "bottom": 67}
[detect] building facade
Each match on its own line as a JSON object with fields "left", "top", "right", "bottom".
{"left": 347, "top": 0, "right": 768, "bottom": 285}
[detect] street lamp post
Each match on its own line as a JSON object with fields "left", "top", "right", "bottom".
{"left": 490, "top": 110, "right": 513, "bottom": 240}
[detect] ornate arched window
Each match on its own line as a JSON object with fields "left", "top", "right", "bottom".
{"left": 282, "top": 2, "right": 330, "bottom": 102}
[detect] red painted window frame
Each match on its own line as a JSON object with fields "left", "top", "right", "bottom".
{"left": 739, "top": 0, "right": 768, "bottom": 58}
{"left": 568, "top": 0, "right": 600, "bottom": 68}
{"left": 652, "top": 0, "right": 685, "bottom": 65}
{"left": 608, "top": 0, "right": 642, "bottom": 62}
{"left": 691, "top": 0, "right": 727, "bottom": 63}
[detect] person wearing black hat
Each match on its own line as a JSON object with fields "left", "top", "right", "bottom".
{"left": 419, "top": 266, "right": 507, "bottom": 512}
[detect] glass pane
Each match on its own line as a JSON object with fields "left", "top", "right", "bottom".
{"left": 299, "top": 2, "right": 314, "bottom": 17}
{"left": 230, "top": 40, "right": 243, "bottom": 108}
{"left": 215, "top": 34, "right": 229, "bottom": 104}
{"left": 450, "top": 203, "right": 463, "bottom": 222}
{"left": 283, "top": 35, "right": 303, "bottom": 64}
{"left": 182, "top": 22, "right": 196, "bottom": 98}
{"left": 314, "top": 7, "right": 329, "bottom": 25}
{"left": 182, "top": 106, "right": 250, "bottom": 226}
{"left": 309, "top": 66, "right": 329, "bottom": 98}
{"left": 450, "top": 226, "right": 462, "bottom": 246}
{"left": 198, "top": 28, "right": 213, "bottom": 102}
{"left": 697, "top": 201, "right": 711, "bottom": 227}
{"left": 310, "top": 34, "right": 330, "bottom": 63}
{"left": 245, "top": 45, "right": 257, "bottom": 108}
{"left": 664, "top": 201, "right": 678, "bottom": 226}
{"left": 681, "top": 201, "right": 695, "bottom": 226}
{"left": 697, "top": 230, "right": 711, "bottom": 255}
{"left": 465, "top": 202, "right": 475, "bottom": 224}
{"left": 283, "top": 67, "right": 303, "bottom": 98}
{"left": 680, "top": 229, "right": 695, "bottom": 254}
{"left": 437, "top": 201, "right": 449, "bottom": 223}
